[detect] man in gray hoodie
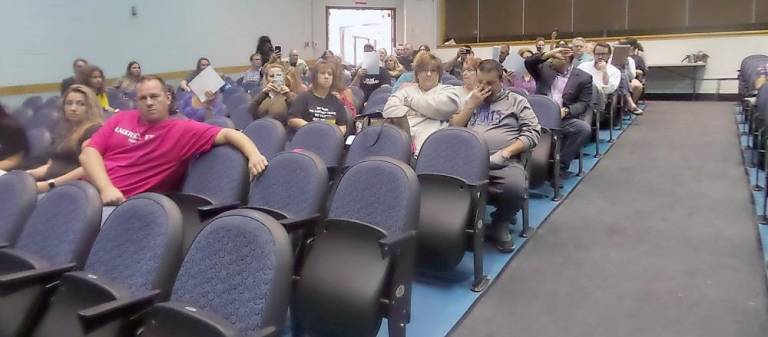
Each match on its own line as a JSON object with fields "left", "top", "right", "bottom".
{"left": 452, "top": 59, "right": 541, "bottom": 252}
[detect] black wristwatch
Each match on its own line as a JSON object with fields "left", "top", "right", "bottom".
{"left": 47, "top": 179, "right": 56, "bottom": 189}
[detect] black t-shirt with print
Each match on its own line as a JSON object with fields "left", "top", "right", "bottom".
{"left": 288, "top": 91, "right": 349, "bottom": 126}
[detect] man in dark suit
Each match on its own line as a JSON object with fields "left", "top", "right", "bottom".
{"left": 525, "top": 47, "right": 593, "bottom": 174}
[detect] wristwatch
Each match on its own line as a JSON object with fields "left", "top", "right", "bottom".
{"left": 47, "top": 179, "right": 56, "bottom": 190}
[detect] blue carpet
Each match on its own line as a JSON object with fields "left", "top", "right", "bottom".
{"left": 736, "top": 107, "right": 768, "bottom": 279}
{"left": 375, "top": 116, "right": 638, "bottom": 337}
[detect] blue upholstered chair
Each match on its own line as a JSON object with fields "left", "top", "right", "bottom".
{"left": 344, "top": 124, "right": 411, "bottom": 168}
{"left": 0, "top": 171, "right": 37, "bottom": 246}
{"left": 229, "top": 105, "right": 254, "bottom": 130}
{"left": 0, "top": 181, "right": 102, "bottom": 336}
{"left": 287, "top": 121, "right": 344, "bottom": 174}
{"left": 293, "top": 157, "right": 420, "bottom": 337}
{"left": 243, "top": 118, "right": 287, "bottom": 160}
{"left": 224, "top": 92, "right": 251, "bottom": 111}
{"left": 23, "top": 128, "right": 53, "bottom": 169}
{"left": 136, "top": 209, "right": 293, "bottom": 337}
{"left": 30, "top": 193, "right": 183, "bottom": 337}
{"left": 21, "top": 96, "right": 44, "bottom": 111}
{"left": 528, "top": 94, "right": 564, "bottom": 201}
{"left": 205, "top": 116, "right": 235, "bottom": 128}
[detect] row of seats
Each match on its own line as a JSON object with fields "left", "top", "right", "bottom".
{"left": 739, "top": 54, "right": 768, "bottom": 220}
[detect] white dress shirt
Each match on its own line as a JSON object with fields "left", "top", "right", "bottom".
{"left": 578, "top": 61, "right": 622, "bottom": 95}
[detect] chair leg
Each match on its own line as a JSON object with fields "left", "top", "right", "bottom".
{"left": 754, "top": 129, "right": 764, "bottom": 191}
{"left": 577, "top": 151, "right": 584, "bottom": 177}
{"left": 520, "top": 195, "right": 530, "bottom": 238}
{"left": 471, "top": 218, "right": 491, "bottom": 292}
{"left": 388, "top": 319, "right": 407, "bottom": 337}
{"left": 608, "top": 96, "right": 615, "bottom": 142}
{"left": 594, "top": 109, "right": 602, "bottom": 158}
{"left": 552, "top": 135, "right": 562, "bottom": 202}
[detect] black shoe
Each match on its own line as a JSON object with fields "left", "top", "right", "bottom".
{"left": 560, "top": 170, "right": 575, "bottom": 179}
{"left": 494, "top": 239, "right": 516, "bottom": 253}
{"left": 487, "top": 222, "right": 516, "bottom": 253}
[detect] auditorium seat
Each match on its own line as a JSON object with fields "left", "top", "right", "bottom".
{"left": 224, "top": 92, "right": 251, "bottom": 111}
{"left": 243, "top": 118, "right": 287, "bottom": 159}
{"left": 11, "top": 107, "right": 33, "bottom": 127}
{"left": 0, "top": 171, "right": 37, "bottom": 246}
{"left": 229, "top": 104, "right": 254, "bottom": 130}
{"left": 287, "top": 121, "right": 344, "bottom": 174}
{"left": 0, "top": 181, "right": 101, "bottom": 336}
{"left": 509, "top": 87, "right": 529, "bottom": 97}
{"left": 23, "top": 128, "right": 52, "bottom": 169}
{"left": 528, "top": 95, "right": 564, "bottom": 201}
{"left": 21, "top": 96, "right": 44, "bottom": 111}
{"left": 26, "top": 106, "right": 60, "bottom": 131}
{"left": 292, "top": 157, "right": 419, "bottom": 337}
{"left": 344, "top": 124, "right": 412, "bottom": 168}
{"left": 29, "top": 193, "right": 183, "bottom": 337}
{"left": 205, "top": 116, "right": 236, "bottom": 128}
{"left": 136, "top": 209, "right": 293, "bottom": 337}
{"left": 414, "top": 127, "right": 496, "bottom": 291}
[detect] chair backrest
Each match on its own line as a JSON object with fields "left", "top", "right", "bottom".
{"left": 182, "top": 145, "right": 249, "bottom": 205}
{"left": 415, "top": 127, "right": 489, "bottom": 185}
{"left": 344, "top": 124, "right": 411, "bottom": 168}
{"left": 248, "top": 151, "right": 328, "bottom": 219}
{"left": 205, "top": 116, "right": 235, "bottom": 128}
{"left": 441, "top": 73, "right": 458, "bottom": 83}
{"left": 170, "top": 209, "right": 293, "bottom": 335}
{"left": 445, "top": 79, "right": 464, "bottom": 87}
{"left": 362, "top": 101, "right": 387, "bottom": 116}
{"left": 350, "top": 86, "right": 365, "bottom": 112}
{"left": 241, "top": 81, "right": 261, "bottom": 95}
{"left": 84, "top": 193, "right": 183, "bottom": 297}
{"left": 43, "top": 96, "right": 60, "bottom": 109}
{"left": 508, "top": 87, "right": 529, "bottom": 97}
{"left": 368, "top": 85, "right": 392, "bottom": 101}
{"left": 22, "top": 96, "right": 44, "bottom": 110}
{"left": 225, "top": 93, "right": 251, "bottom": 111}
{"left": 528, "top": 94, "right": 562, "bottom": 130}
{"left": 11, "top": 107, "right": 33, "bottom": 126}
{"left": 15, "top": 181, "right": 101, "bottom": 267}
{"left": 230, "top": 105, "right": 254, "bottom": 130}
{"left": 243, "top": 118, "right": 287, "bottom": 159}
{"left": 27, "top": 107, "right": 60, "bottom": 131}
{"left": 24, "top": 128, "right": 52, "bottom": 165}
{"left": 757, "top": 84, "right": 768, "bottom": 123}
{"left": 366, "top": 93, "right": 390, "bottom": 107}
{"left": 223, "top": 86, "right": 246, "bottom": 100}
{"left": 328, "top": 157, "right": 420, "bottom": 235}
{"left": 0, "top": 171, "right": 37, "bottom": 245}
{"left": 287, "top": 121, "right": 344, "bottom": 170}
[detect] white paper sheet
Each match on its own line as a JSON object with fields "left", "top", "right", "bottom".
{"left": 189, "top": 67, "right": 225, "bottom": 102}
{"left": 502, "top": 51, "right": 526, "bottom": 75}
{"left": 362, "top": 52, "right": 380, "bottom": 75}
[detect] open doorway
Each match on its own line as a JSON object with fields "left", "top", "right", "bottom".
{"left": 327, "top": 7, "right": 395, "bottom": 65}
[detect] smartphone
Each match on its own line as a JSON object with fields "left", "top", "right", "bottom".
{"left": 275, "top": 46, "right": 282, "bottom": 54}
{"left": 273, "top": 72, "right": 285, "bottom": 87}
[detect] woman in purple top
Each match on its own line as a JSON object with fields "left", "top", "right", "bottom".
{"left": 502, "top": 48, "right": 537, "bottom": 95}
{"left": 178, "top": 90, "right": 226, "bottom": 122}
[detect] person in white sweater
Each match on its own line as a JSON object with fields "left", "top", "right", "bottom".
{"left": 382, "top": 52, "right": 461, "bottom": 155}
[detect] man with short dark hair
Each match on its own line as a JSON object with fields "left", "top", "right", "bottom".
{"left": 498, "top": 44, "right": 510, "bottom": 64}
{"left": 452, "top": 59, "right": 541, "bottom": 252}
{"left": 571, "top": 37, "right": 593, "bottom": 67}
{"left": 535, "top": 37, "right": 546, "bottom": 54}
{"left": 578, "top": 42, "right": 621, "bottom": 96}
{"left": 525, "top": 47, "right": 593, "bottom": 175}
{"left": 61, "top": 58, "right": 88, "bottom": 95}
{"left": 288, "top": 49, "right": 309, "bottom": 78}
{"left": 397, "top": 43, "right": 415, "bottom": 71}
{"left": 80, "top": 75, "right": 268, "bottom": 205}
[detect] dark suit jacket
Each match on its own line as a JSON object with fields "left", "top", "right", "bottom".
{"left": 524, "top": 53, "right": 593, "bottom": 120}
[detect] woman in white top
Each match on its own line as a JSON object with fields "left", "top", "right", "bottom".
{"left": 383, "top": 51, "right": 461, "bottom": 155}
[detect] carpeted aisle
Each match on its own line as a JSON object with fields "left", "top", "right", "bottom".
{"left": 450, "top": 101, "right": 768, "bottom": 337}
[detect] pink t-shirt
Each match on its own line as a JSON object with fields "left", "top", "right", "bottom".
{"left": 87, "top": 110, "right": 221, "bottom": 197}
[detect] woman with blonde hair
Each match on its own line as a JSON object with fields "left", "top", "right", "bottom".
{"left": 26, "top": 85, "right": 103, "bottom": 192}
{"left": 384, "top": 55, "right": 406, "bottom": 81}
{"left": 250, "top": 62, "right": 298, "bottom": 123}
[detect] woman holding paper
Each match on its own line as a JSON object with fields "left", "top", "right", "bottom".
{"left": 179, "top": 57, "right": 211, "bottom": 92}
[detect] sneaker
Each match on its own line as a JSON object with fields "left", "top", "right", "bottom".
{"left": 488, "top": 222, "right": 515, "bottom": 253}
{"left": 631, "top": 108, "right": 644, "bottom": 116}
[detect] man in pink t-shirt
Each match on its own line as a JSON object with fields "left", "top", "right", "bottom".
{"left": 80, "top": 75, "right": 268, "bottom": 205}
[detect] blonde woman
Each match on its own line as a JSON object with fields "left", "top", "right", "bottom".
{"left": 27, "top": 85, "right": 103, "bottom": 192}
{"left": 384, "top": 55, "right": 406, "bottom": 81}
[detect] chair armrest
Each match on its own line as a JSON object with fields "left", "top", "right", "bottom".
{"left": 0, "top": 242, "right": 8, "bottom": 249}
{"left": 138, "top": 302, "right": 241, "bottom": 337}
{"left": 279, "top": 214, "right": 322, "bottom": 232}
{"left": 378, "top": 230, "right": 417, "bottom": 258}
{"left": 197, "top": 202, "right": 242, "bottom": 220}
{"left": 0, "top": 263, "right": 76, "bottom": 290}
{"left": 255, "top": 326, "right": 278, "bottom": 337}
{"left": 78, "top": 290, "right": 160, "bottom": 332}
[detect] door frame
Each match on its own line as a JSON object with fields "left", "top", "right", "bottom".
{"left": 326, "top": 6, "right": 397, "bottom": 57}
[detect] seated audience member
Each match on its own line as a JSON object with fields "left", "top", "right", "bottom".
{"left": 756, "top": 65, "right": 768, "bottom": 91}
{"left": 78, "top": 65, "right": 114, "bottom": 114}
{"left": 115, "top": 61, "right": 142, "bottom": 93}
{"left": 180, "top": 57, "right": 211, "bottom": 92}
{"left": 498, "top": 44, "right": 511, "bottom": 64}
{"left": 289, "top": 49, "right": 309, "bottom": 79}
{"left": 418, "top": 44, "right": 431, "bottom": 53}
{"left": 26, "top": 85, "right": 102, "bottom": 192}
{"left": 353, "top": 43, "right": 392, "bottom": 101}
{"left": 398, "top": 43, "right": 415, "bottom": 71}
{"left": 571, "top": 37, "right": 593, "bottom": 68}
{"left": 286, "top": 66, "right": 308, "bottom": 94}
{"left": 613, "top": 46, "right": 644, "bottom": 116}
{"left": 320, "top": 50, "right": 335, "bottom": 60}
{"left": 256, "top": 35, "right": 275, "bottom": 65}
{"left": 61, "top": 58, "right": 88, "bottom": 95}
{"left": 577, "top": 42, "right": 621, "bottom": 99}
{"left": 378, "top": 48, "right": 388, "bottom": 64}
{"left": 327, "top": 56, "right": 358, "bottom": 121}
{"left": 0, "top": 105, "right": 28, "bottom": 173}
{"left": 534, "top": 37, "right": 547, "bottom": 54}
{"left": 287, "top": 60, "right": 350, "bottom": 135}
{"left": 456, "top": 57, "right": 482, "bottom": 98}
{"left": 444, "top": 45, "right": 475, "bottom": 79}
{"left": 502, "top": 49, "right": 537, "bottom": 94}
{"left": 395, "top": 44, "right": 406, "bottom": 57}
{"left": 383, "top": 52, "right": 461, "bottom": 155}
{"left": 451, "top": 60, "right": 541, "bottom": 252}
{"left": 622, "top": 38, "right": 647, "bottom": 107}
{"left": 525, "top": 47, "right": 593, "bottom": 174}
{"left": 239, "top": 53, "right": 263, "bottom": 89}
{"left": 384, "top": 55, "right": 406, "bottom": 81}
{"left": 179, "top": 90, "right": 226, "bottom": 122}
{"left": 79, "top": 75, "right": 268, "bottom": 204}
{"left": 250, "top": 63, "right": 296, "bottom": 123}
